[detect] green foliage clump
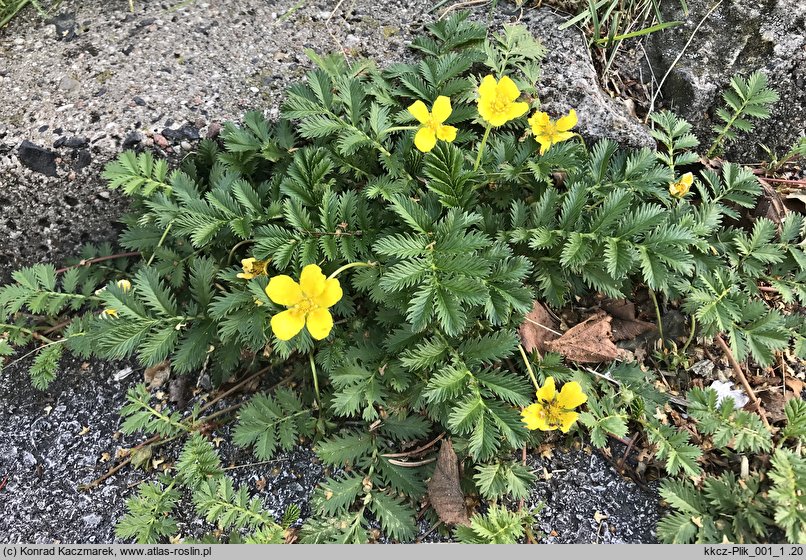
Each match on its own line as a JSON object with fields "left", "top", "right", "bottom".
{"left": 708, "top": 71, "right": 779, "bottom": 157}
{"left": 1, "top": 10, "right": 804, "bottom": 545}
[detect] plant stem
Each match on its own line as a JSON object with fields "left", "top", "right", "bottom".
{"left": 681, "top": 316, "right": 697, "bottom": 353}
{"left": 715, "top": 333, "right": 771, "bottom": 430}
{"left": 54, "top": 252, "right": 141, "bottom": 274}
{"left": 518, "top": 343, "right": 540, "bottom": 391}
{"left": 309, "top": 351, "right": 321, "bottom": 407}
{"left": 226, "top": 239, "right": 255, "bottom": 266}
{"left": 647, "top": 288, "right": 665, "bottom": 347}
{"left": 327, "top": 260, "right": 377, "bottom": 280}
{"left": 380, "top": 125, "right": 417, "bottom": 135}
{"left": 146, "top": 222, "right": 174, "bottom": 267}
{"left": 474, "top": 125, "right": 492, "bottom": 171}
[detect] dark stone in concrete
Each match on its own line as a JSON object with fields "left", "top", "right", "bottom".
{"left": 18, "top": 140, "right": 58, "bottom": 177}
{"left": 50, "top": 12, "right": 77, "bottom": 42}
{"left": 161, "top": 123, "right": 200, "bottom": 143}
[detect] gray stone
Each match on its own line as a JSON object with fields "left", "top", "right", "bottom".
{"left": 644, "top": 0, "right": 806, "bottom": 161}
{"left": 21, "top": 451, "right": 37, "bottom": 467}
{"left": 59, "top": 76, "right": 80, "bottom": 92}
{"left": 49, "top": 13, "right": 77, "bottom": 42}
{"left": 522, "top": 9, "right": 654, "bottom": 149}
{"left": 17, "top": 140, "right": 58, "bottom": 176}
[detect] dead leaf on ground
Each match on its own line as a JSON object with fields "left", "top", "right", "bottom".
{"left": 519, "top": 301, "right": 560, "bottom": 353}
{"left": 427, "top": 439, "right": 469, "bottom": 526}
{"left": 759, "top": 391, "right": 787, "bottom": 423}
{"left": 144, "top": 360, "right": 171, "bottom": 390}
{"left": 602, "top": 299, "right": 657, "bottom": 342}
{"left": 785, "top": 191, "right": 806, "bottom": 214}
{"left": 169, "top": 375, "right": 191, "bottom": 409}
{"left": 544, "top": 312, "right": 626, "bottom": 363}
{"left": 785, "top": 377, "right": 805, "bottom": 399}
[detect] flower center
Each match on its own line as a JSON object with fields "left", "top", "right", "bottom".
{"left": 538, "top": 399, "right": 565, "bottom": 429}
{"left": 544, "top": 121, "right": 559, "bottom": 138}
{"left": 293, "top": 297, "right": 318, "bottom": 317}
{"left": 492, "top": 94, "right": 511, "bottom": 114}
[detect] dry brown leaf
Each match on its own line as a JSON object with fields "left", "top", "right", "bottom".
{"left": 144, "top": 360, "right": 171, "bottom": 390}
{"left": 760, "top": 391, "right": 787, "bottom": 423}
{"left": 544, "top": 312, "right": 624, "bottom": 363}
{"left": 427, "top": 439, "right": 469, "bottom": 526}
{"left": 602, "top": 299, "right": 657, "bottom": 342}
{"left": 169, "top": 375, "right": 191, "bottom": 409}
{"left": 785, "top": 377, "right": 805, "bottom": 399}
{"left": 519, "top": 301, "right": 560, "bottom": 353}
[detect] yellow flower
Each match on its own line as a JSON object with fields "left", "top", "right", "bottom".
{"left": 521, "top": 376, "right": 587, "bottom": 433}
{"left": 237, "top": 257, "right": 268, "bottom": 280}
{"left": 528, "top": 109, "right": 578, "bottom": 155}
{"left": 101, "top": 308, "right": 119, "bottom": 318}
{"left": 266, "top": 264, "right": 343, "bottom": 341}
{"left": 407, "top": 96, "right": 458, "bottom": 153}
{"left": 116, "top": 279, "right": 132, "bottom": 292}
{"left": 669, "top": 172, "right": 694, "bottom": 198}
{"left": 477, "top": 75, "right": 529, "bottom": 127}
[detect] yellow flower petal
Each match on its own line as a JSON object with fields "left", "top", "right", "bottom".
{"left": 556, "top": 109, "right": 578, "bottom": 132}
{"left": 271, "top": 309, "right": 306, "bottom": 341}
{"left": 414, "top": 126, "right": 437, "bottom": 152}
{"left": 506, "top": 101, "right": 529, "bottom": 121}
{"left": 679, "top": 172, "right": 694, "bottom": 187}
{"left": 478, "top": 75, "right": 498, "bottom": 99}
{"left": 477, "top": 100, "right": 500, "bottom": 127}
{"left": 306, "top": 307, "right": 334, "bottom": 340}
{"left": 536, "top": 376, "right": 556, "bottom": 403}
{"left": 116, "top": 279, "right": 132, "bottom": 292}
{"left": 497, "top": 76, "right": 521, "bottom": 101}
{"left": 559, "top": 411, "right": 580, "bottom": 433}
{"left": 266, "top": 275, "right": 303, "bottom": 306}
{"left": 431, "top": 96, "right": 452, "bottom": 124}
{"left": 299, "top": 264, "right": 326, "bottom": 298}
{"left": 529, "top": 111, "right": 550, "bottom": 132}
{"left": 241, "top": 257, "right": 256, "bottom": 270}
{"left": 236, "top": 272, "right": 255, "bottom": 279}
{"left": 552, "top": 131, "right": 575, "bottom": 143}
{"left": 436, "top": 124, "right": 457, "bottom": 142}
{"left": 557, "top": 381, "right": 588, "bottom": 409}
{"left": 314, "top": 277, "right": 343, "bottom": 309}
{"left": 407, "top": 100, "right": 430, "bottom": 124}
{"left": 521, "top": 403, "right": 551, "bottom": 431}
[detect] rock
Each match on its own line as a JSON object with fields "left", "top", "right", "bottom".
{"left": 522, "top": 9, "right": 654, "bottom": 149}
{"left": 64, "top": 136, "right": 88, "bottom": 149}
{"left": 81, "top": 514, "right": 103, "bottom": 528}
{"left": 161, "top": 123, "right": 200, "bottom": 142}
{"left": 644, "top": 0, "right": 806, "bottom": 161}
{"left": 72, "top": 149, "right": 92, "bottom": 172}
{"left": 121, "top": 131, "right": 144, "bottom": 150}
{"left": 17, "top": 141, "right": 58, "bottom": 177}
{"left": 49, "top": 13, "right": 77, "bottom": 41}
{"left": 152, "top": 133, "right": 169, "bottom": 149}
{"left": 133, "top": 96, "right": 146, "bottom": 106}
{"left": 59, "top": 76, "right": 80, "bottom": 92}
{"left": 22, "top": 451, "right": 37, "bottom": 467}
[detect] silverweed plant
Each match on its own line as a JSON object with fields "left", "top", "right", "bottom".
{"left": 1, "top": 12, "right": 805, "bottom": 544}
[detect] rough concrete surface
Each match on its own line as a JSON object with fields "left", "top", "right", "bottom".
{"left": 0, "top": 0, "right": 657, "bottom": 281}
{"left": 0, "top": 0, "right": 660, "bottom": 544}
